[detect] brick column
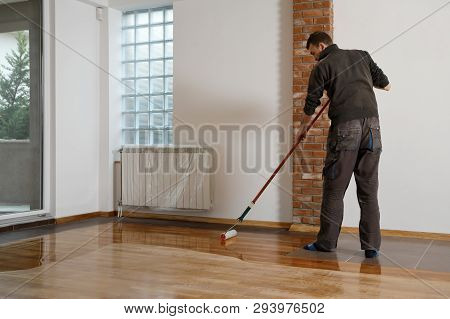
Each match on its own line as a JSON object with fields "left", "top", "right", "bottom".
{"left": 292, "top": 0, "right": 333, "bottom": 225}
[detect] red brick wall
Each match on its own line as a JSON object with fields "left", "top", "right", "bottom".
{"left": 292, "top": 0, "right": 333, "bottom": 225}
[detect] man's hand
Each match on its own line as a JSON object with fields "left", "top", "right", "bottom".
{"left": 300, "top": 113, "right": 312, "bottom": 133}
{"left": 375, "top": 83, "right": 391, "bottom": 91}
{"left": 297, "top": 113, "right": 312, "bottom": 142}
{"left": 301, "top": 113, "right": 312, "bottom": 126}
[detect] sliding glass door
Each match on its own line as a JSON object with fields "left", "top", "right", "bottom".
{"left": 0, "top": 0, "right": 43, "bottom": 216}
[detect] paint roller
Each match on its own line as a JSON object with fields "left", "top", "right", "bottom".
{"left": 220, "top": 100, "right": 330, "bottom": 241}
{"left": 220, "top": 229, "right": 237, "bottom": 241}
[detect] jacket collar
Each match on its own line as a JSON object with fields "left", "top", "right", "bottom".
{"left": 319, "top": 44, "right": 339, "bottom": 61}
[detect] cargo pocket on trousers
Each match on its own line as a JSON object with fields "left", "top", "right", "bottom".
{"left": 323, "top": 153, "right": 338, "bottom": 180}
{"left": 369, "top": 126, "right": 382, "bottom": 151}
{"left": 335, "top": 128, "right": 360, "bottom": 151}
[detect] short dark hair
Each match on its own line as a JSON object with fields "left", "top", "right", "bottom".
{"left": 306, "top": 32, "right": 333, "bottom": 49}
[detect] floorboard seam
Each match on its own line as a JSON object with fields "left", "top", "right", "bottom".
{"left": 343, "top": 255, "right": 355, "bottom": 263}
{"left": 414, "top": 240, "right": 434, "bottom": 270}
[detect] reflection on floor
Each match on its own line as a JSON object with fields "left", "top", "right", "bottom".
{"left": 0, "top": 217, "right": 449, "bottom": 298}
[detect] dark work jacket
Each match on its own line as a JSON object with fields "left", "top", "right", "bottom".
{"left": 304, "top": 44, "right": 389, "bottom": 125}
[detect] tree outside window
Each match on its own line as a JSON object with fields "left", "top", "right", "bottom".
{"left": 0, "top": 31, "right": 30, "bottom": 141}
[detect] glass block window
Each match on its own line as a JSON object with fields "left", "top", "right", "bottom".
{"left": 122, "top": 7, "right": 174, "bottom": 145}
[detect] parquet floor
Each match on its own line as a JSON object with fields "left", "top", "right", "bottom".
{"left": 0, "top": 217, "right": 449, "bottom": 298}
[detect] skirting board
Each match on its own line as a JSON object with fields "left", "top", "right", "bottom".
{"left": 121, "top": 210, "right": 292, "bottom": 229}
{"left": 55, "top": 211, "right": 116, "bottom": 224}
{"left": 289, "top": 223, "right": 450, "bottom": 241}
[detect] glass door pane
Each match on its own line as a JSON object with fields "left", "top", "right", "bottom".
{"left": 0, "top": 0, "right": 43, "bottom": 216}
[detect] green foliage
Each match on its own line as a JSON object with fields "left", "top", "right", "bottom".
{"left": 0, "top": 31, "right": 30, "bottom": 140}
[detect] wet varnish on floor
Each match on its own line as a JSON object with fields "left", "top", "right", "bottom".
{"left": 0, "top": 217, "right": 449, "bottom": 298}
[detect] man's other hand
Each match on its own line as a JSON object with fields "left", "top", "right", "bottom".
{"left": 301, "top": 113, "right": 312, "bottom": 126}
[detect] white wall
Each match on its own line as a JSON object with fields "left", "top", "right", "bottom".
{"left": 98, "top": 6, "right": 123, "bottom": 212}
{"left": 47, "top": 0, "right": 450, "bottom": 232}
{"left": 335, "top": 0, "right": 450, "bottom": 233}
{"left": 46, "top": 0, "right": 293, "bottom": 222}
{"left": 81, "top": 0, "right": 294, "bottom": 223}
{"left": 54, "top": 0, "right": 101, "bottom": 217}
{"left": 173, "top": 0, "right": 293, "bottom": 222}
{"left": 48, "top": 0, "right": 450, "bottom": 233}
{"left": 43, "top": 0, "right": 121, "bottom": 217}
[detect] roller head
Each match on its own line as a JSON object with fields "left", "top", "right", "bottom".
{"left": 220, "top": 229, "right": 237, "bottom": 241}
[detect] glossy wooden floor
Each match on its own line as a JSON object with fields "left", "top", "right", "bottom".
{"left": 0, "top": 217, "right": 449, "bottom": 298}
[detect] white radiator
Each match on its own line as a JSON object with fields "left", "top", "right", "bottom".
{"left": 120, "top": 146, "right": 213, "bottom": 211}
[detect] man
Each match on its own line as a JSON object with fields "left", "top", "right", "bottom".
{"left": 302, "top": 32, "right": 390, "bottom": 258}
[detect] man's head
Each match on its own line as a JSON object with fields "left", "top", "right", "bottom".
{"left": 306, "top": 32, "right": 333, "bottom": 61}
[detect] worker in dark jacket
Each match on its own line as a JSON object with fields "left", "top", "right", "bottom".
{"left": 302, "top": 32, "right": 391, "bottom": 258}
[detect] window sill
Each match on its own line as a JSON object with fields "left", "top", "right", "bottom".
{"left": 0, "top": 139, "right": 30, "bottom": 144}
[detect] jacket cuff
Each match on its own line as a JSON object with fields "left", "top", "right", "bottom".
{"left": 377, "top": 77, "right": 389, "bottom": 89}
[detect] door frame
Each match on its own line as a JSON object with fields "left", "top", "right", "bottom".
{"left": 0, "top": 0, "right": 53, "bottom": 224}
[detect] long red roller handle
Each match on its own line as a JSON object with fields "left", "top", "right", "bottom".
{"left": 236, "top": 99, "right": 330, "bottom": 222}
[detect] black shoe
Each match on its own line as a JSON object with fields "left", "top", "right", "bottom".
{"left": 365, "top": 250, "right": 379, "bottom": 258}
{"left": 303, "top": 242, "right": 330, "bottom": 252}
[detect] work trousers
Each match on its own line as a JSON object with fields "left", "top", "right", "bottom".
{"left": 316, "top": 117, "right": 382, "bottom": 251}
